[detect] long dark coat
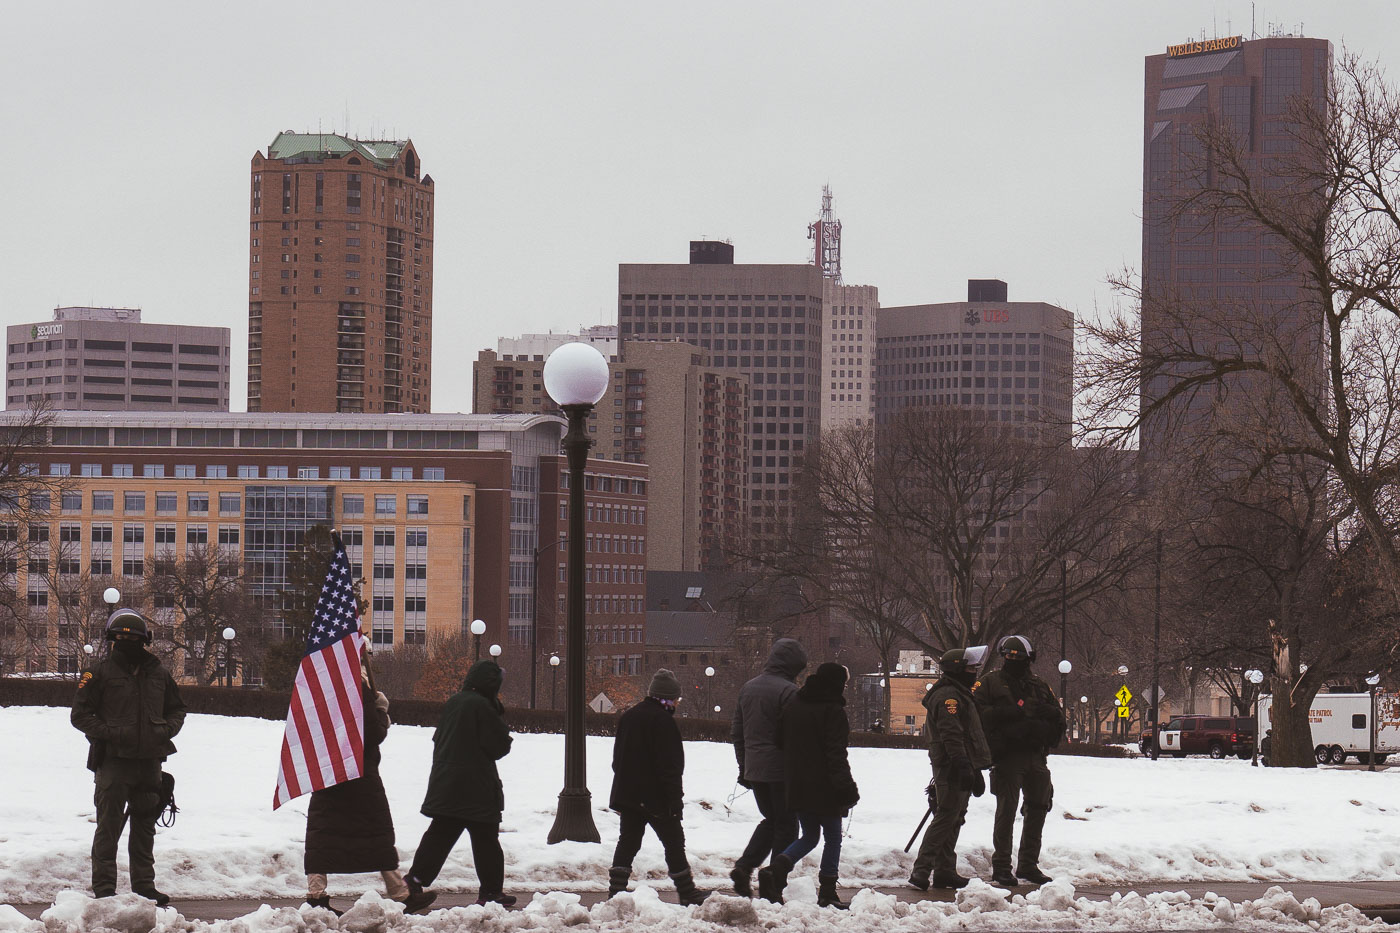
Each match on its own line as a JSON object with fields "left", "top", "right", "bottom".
{"left": 421, "top": 661, "right": 513, "bottom": 825}
{"left": 304, "top": 684, "right": 397, "bottom": 873}
{"left": 71, "top": 648, "right": 186, "bottom": 762}
{"left": 777, "top": 676, "right": 858, "bottom": 817}
{"left": 609, "top": 697, "right": 684, "bottom": 816}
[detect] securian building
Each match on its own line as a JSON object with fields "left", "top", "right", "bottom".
{"left": 6, "top": 308, "right": 230, "bottom": 412}
{"left": 248, "top": 132, "right": 434, "bottom": 414}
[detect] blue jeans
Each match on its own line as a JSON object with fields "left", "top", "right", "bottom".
{"left": 781, "top": 811, "right": 842, "bottom": 876}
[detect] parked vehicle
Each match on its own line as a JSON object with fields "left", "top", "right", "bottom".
{"left": 1138, "top": 722, "right": 1166, "bottom": 756}
{"left": 1258, "top": 693, "right": 1400, "bottom": 765}
{"left": 1156, "top": 715, "right": 1256, "bottom": 759}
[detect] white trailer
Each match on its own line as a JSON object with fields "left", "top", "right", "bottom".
{"left": 1258, "top": 692, "right": 1400, "bottom": 765}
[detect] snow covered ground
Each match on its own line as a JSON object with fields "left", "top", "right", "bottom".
{"left": 4, "top": 705, "right": 1400, "bottom": 929}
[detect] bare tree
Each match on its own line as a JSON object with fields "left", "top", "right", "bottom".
{"left": 148, "top": 543, "right": 265, "bottom": 685}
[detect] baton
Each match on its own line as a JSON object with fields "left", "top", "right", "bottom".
{"left": 904, "top": 805, "right": 933, "bottom": 853}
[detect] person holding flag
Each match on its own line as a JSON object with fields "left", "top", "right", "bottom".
{"left": 272, "top": 533, "right": 433, "bottom": 914}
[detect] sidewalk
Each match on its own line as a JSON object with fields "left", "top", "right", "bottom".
{"left": 9, "top": 880, "right": 1400, "bottom": 922}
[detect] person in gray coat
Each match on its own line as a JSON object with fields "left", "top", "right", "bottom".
{"left": 728, "top": 637, "right": 807, "bottom": 897}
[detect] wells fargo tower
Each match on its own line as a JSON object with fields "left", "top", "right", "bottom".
{"left": 248, "top": 132, "right": 434, "bottom": 413}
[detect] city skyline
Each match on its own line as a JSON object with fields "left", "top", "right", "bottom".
{"left": 4, "top": 2, "right": 1398, "bottom": 412}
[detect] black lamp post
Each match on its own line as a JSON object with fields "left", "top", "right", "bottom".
{"left": 550, "top": 654, "right": 560, "bottom": 710}
{"left": 543, "top": 342, "right": 608, "bottom": 845}
{"left": 470, "top": 619, "right": 486, "bottom": 660}
{"left": 222, "top": 626, "right": 236, "bottom": 688}
{"left": 1059, "top": 559, "right": 1069, "bottom": 704}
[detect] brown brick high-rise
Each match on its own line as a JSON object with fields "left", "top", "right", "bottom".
{"left": 248, "top": 132, "right": 434, "bottom": 413}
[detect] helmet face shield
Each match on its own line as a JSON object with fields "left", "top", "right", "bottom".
{"left": 997, "top": 635, "right": 1035, "bottom": 661}
{"left": 963, "top": 645, "right": 989, "bottom": 671}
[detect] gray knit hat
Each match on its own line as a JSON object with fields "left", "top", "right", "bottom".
{"left": 648, "top": 668, "right": 682, "bottom": 701}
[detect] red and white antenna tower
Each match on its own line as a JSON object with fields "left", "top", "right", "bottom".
{"left": 808, "top": 184, "right": 842, "bottom": 283}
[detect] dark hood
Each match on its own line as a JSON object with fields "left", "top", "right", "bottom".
{"left": 798, "top": 662, "right": 848, "bottom": 704}
{"left": 763, "top": 638, "right": 807, "bottom": 681}
{"left": 462, "top": 660, "right": 503, "bottom": 698}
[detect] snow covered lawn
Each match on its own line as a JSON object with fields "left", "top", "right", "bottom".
{"left": 4, "top": 705, "right": 1400, "bottom": 908}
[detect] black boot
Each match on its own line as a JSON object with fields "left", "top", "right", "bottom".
{"left": 671, "top": 868, "right": 710, "bottom": 906}
{"left": 133, "top": 888, "right": 170, "bottom": 907}
{"left": 757, "top": 854, "right": 792, "bottom": 904}
{"left": 1017, "top": 866, "right": 1053, "bottom": 886}
{"left": 729, "top": 862, "right": 753, "bottom": 897}
{"left": 907, "top": 872, "right": 930, "bottom": 892}
{"left": 305, "top": 895, "right": 342, "bottom": 916}
{"left": 403, "top": 876, "right": 437, "bottom": 915}
{"left": 817, "top": 875, "right": 848, "bottom": 909}
{"left": 931, "top": 871, "right": 970, "bottom": 890}
{"left": 609, "top": 866, "right": 632, "bottom": 897}
{"left": 991, "top": 869, "right": 1019, "bottom": 888}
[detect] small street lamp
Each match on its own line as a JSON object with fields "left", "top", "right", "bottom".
{"left": 543, "top": 340, "right": 609, "bottom": 845}
{"left": 470, "top": 619, "right": 486, "bottom": 660}
{"left": 714, "top": 705, "right": 721, "bottom": 714}
{"left": 222, "top": 626, "right": 236, "bottom": 688}
{"left": 1366, "top": 672, "right": 1381, "bottom": 772}
{"left": 1079, "top": 695, "right": 1088, "bottom": 742}
{"left": 103, "top": 587, "right": 121, "bottom": 607}
{"left": 704, "top": 666, "right": 715, "bottom": 716}
{"left": 1057, "top": 659, "right": 1072, "bottom": 709}
{"left": 489, "top": 644, "right": 502, "bottom": 659}
{"left": 1246, "top": 669, "right": 1265, "bottom": 767}
{"left": 550, "top": 654, "right": 561, "bottom": 710}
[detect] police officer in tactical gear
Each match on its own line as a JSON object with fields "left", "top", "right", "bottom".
{"left": 908, "top": 646, "right": 992, "bottom": 891}
{"left": 973, "top": 635, "right": 1065, "bottom": 888}
{"left": 71, "top": 609, "right": 187, "bottom": 905}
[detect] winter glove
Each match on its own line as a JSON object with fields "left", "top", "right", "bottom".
{"left": 737, "top": 771, "right": 753, "bottom": 790}
{"left": 840, "top": 779, "right": 860, "bottom": 808}
{"left": 925, "top": 778, "right": 938, "bottom": 807}
{"left": 951, "top": 758, "right": 976, "bottom": 793}
{"left": 971, "top": 768, "right": 986, "bottom": 798}
{"left": 374, "top": 690, "right": 390, "bottom": 713}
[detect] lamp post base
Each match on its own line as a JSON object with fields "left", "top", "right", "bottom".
{"left": 547, "top": 789, "right": 600, "bottom": 844}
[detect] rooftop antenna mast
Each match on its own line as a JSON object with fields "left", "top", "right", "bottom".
{"left": 808, "top": 184, "right": 843, "bottom": 284}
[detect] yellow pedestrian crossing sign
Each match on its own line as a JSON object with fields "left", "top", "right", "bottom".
{"left": 1117, "top": 704, "right": 1130, "bottom": 719}
{"left": 1115, "top": 685, "right": 1133, "bottom": 705}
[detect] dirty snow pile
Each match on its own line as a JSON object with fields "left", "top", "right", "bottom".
{"left": 2, "top": 882, "right": 1392, "bottom": 933}
{"left": 5, "top": 705, "right": 1400, "bottom": 905}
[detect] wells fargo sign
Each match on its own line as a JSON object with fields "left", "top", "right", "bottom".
{"left": 1168, "top": 35, "right": 1241, "bottom": 57}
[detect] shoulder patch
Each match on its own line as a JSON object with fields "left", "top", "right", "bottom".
{"left": 78, "top": 671, "right": 93, "bottom": 689}
{"left": 943, "top": 698, "right": 959, "bottom": 715}
{"left": 971, "top": 680, "right": 981, "bottom": 693}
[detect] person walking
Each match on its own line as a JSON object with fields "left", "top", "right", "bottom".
{"left": 973, "top": 635, "right": 1066, "bottom": 888}
{"left": 728, "top": 638, "right": 807, "bottom": 897}
{"left": 605, "top": 669, "right": 709, "bottom": 906}
{"left": 70, "top": 609, "right": 187, "bottom": 905}
{"left": 908, "top": 646, "right": 991, "bottom": 891}
{"left": 758, "top": 663, "right": 859, "bottom": 908}
{"left": 405, "top": 660, "right": 515, "bottom": 907}
{"left": 303, "top": 651, "right": 435, "bottom": 914}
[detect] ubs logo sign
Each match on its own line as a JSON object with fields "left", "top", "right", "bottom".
{"left": 964, "top": 308, "right": 1009, "bottom": 326}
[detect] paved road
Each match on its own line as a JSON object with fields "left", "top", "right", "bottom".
{"left": 9, "top": 880, "right": 1400, "bottom": 922}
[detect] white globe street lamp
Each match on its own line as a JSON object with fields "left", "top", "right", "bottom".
{"left": 222, "top": 627, "right": 236, "bottom": 688}
{"left": 543, "top": 341, "right": 610, "bottom": 844}
{"left": 489, "top": 644, "right": 502, "bottom": 658}
{"left": 1058, "top": 660, "right": 1072, "bottom": 675}
{"left": 470, "top": 619, "right": 486, "bottom": 659}
{"left": 103, "top": 587, "right": 121, "bottom": 606}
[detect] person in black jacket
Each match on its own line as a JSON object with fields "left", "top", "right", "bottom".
{"left": 303, "top": 651, "right": 434, "bottom": 915}
{"left": 972, "top": 635, "right": 1066, "bottom": 888}
{"left": 405, "top": 660, "right": 514, "bottom": 907}
{"left": 757, "top": 663, "right": 858, "bottom": 909}
{"left": 606, "top": 669, "right": 708, "bottom": 906}
{"left": 70, "top": 609, "right": 186, "bottom": 905}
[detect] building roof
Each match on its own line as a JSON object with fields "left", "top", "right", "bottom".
{"left": 645, "top": 611, "right": 734, "bottom": 649}
{"left": 266, "top": 132, "right": 409, "bottom": 167}
{"left": 0, "top": 409, "right": 564, "bottom": 436}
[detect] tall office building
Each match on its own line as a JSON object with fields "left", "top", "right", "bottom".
{"left": 6, "top": 308, "right": 230, "bottom": 411}
{"left": 1141, "top": 34, "right": 1330, "bottom": 463}
{"left": 619, "top": 244, "right": 823, "bottom": 537}
{"left": 875, "top": 279, "right": 1073, "bottom": 433}
{"left": 807, "top": 187, "right": 878, "bottom": 431}
{"left": 474, "top": 337, "right": 748, "bottom": 571}
{"left": 248, "top": 132, "right": 434, "bottom": 414}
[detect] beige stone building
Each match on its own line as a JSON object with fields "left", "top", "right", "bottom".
{"left": 821, "top": 281, "right": 878, "bottom": 431}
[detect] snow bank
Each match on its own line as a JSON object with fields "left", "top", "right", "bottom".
{"left": 5, "top": 885, "right": 1391, "bottom": 933}
{"left": 5, "top": 706, "right": 1400, "bottom": 904}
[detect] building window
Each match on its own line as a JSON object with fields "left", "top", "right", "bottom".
{"left": 391, "top": 467, "right": 412, "bottom": 481}
{"left": 219, "top": 492, "right": 241, "bottom": 514}
{"left": 188, "top": 492, "right": 209, "bottom": 514}
{"left": 238, "top": 465, "right": 258, "bottom": 478}
{"left": 406, "top": 495, "right": 428, "bottom": 515}
{"left": 374, "top": 495, "right": 396, "bottom": 516}
{"left": 123, "top": 491, "right": 145, "bottom": 513}
{"left": 342, "top": 495, "right": 364, "bottom": 516}
{"left": 92, "top": 490, "right": 114, "bottom": 512}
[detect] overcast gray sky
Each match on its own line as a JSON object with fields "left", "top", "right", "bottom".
{"left": 3, "top": 1, "right": 1395, "bottom": 413}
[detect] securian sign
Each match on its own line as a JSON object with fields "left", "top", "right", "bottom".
{"left": 1167, "top": 35, "right": 1241, "bottom": 57}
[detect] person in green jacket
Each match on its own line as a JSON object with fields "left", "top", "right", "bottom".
{"left": 405, "top": 660, "right": 515, "bottom": 907}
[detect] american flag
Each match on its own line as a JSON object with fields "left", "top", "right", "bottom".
{"left": 273, "top": 536, "right": 366, "bottom": 809}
